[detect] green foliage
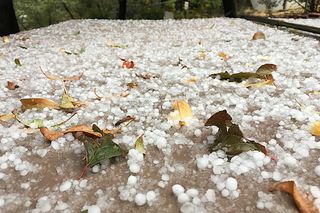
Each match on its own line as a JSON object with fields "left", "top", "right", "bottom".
{"left": 13, "top": 0, "right": 223, "bottom": 30}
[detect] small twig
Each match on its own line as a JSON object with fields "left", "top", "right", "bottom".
{"left": 52, "top": 112, "right": 77, "bottom": 128}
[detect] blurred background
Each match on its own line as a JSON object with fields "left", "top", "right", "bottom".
{"left": 6, "top": 0, "right": 320, "bottom": 31}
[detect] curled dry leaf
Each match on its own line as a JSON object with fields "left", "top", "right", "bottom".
{"left": 93, "top": 88, "right": 103, "bottom": 100}
{"left": 7, "top": 81, "right": 19, "bottom": 90}
{"left": 40, "top": 124, "right": 121, "bottom": 141}
{"left": 252, "top": 31, "right": 266, "bottom": 40}
{"left": 168, "top": 100, "right": 193, "bottom": 126}
{"left": 218, "top": 52, "right": 229, "bottom": 61}
{"left": 269, "top": 181, "right": 319, "bottom": 213}
{"left": 246, "top": 74, "right": 275, "bottom": 89}
{"left": 121, "top": 59, "right": 135, "bottom": 69}
{"left": 20, "top": 98, "right": 60, "bottom": 110}
{"left": 40, "top": 67, "right": 83, "bottom": 81}
{"left": 115, "top": 116, "right": 135, "bottom": 127}
{"left": 310, "top": 121, "right": 320, "bottom": 136}
{"left": 135, "top": 134, "right": 146, "bottom": 154}
{"left": 256, "top": 64, "right": 277, "bottom": 77}
{"left": 0, "top": 113, "right": 15, "bottom": 122}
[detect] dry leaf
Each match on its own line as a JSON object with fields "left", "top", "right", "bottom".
{"left": 198, "top": 50, "right": 206, "bottom": 60}
{"left": 270, "top": 181, "right": 318, "bottom": 213}
{"left": 310, "top": 121, "right": 320, "bottom": 136}
{"left": 40, "top": 124, "right": 121, "bottom": 141}
{"left": 115, "top": 116, "right": 135, "bottom": 127}
{"left": 218, "top": 52, "right": 229, "bottom": 61}
{"left": 246, "top": 74, "right": 275, "bottom": 88}
{"left": 121, "top": 59, "right": 135, "bottom": 69}
{"left": 186, "top": 76, "right": 198, "bottom": 84}
{"left": 252, "top": 31, "right": 266, "bottom": 40}
{"left": 40, "top": 67, "right": 83, "bottom": 81}
{"left": 60, "top": 89, "right": 75, "bottom": 109}
{"left": 0, "top": 113, "right": 15, "bottom": 122}
{"left": 256, "top": 64, "right": 277, "bottom": 76}
{"left": 40, "top": 127, "right": 65, "bottom": 141}
{"left": 2, "top": 36, "right": 10, "bottom": 43}
{"left": 135, "top": 73, "right": 158, "bottom": 80}
{"left": 93, "top": 88, "right": 103, "bottom": 100}
{"left": 127, "top": 82, "right": 138, "bottom": 89}
{"left": 7, "top": 81, "right": 19, "bottom": 90}
{"left": 205, "top": 110, "right": 232, "bottom": 127}
{"left": 169, "top": 100, "right": 193, "bottom": 126}
{"left": 20, "top": 98, "right": 60, "bottom": 110}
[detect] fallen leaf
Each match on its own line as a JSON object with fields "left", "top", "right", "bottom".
{"left": 245, "top": 74, "right": 275, "bottom": 88}
{"left": 205, "top": 110, "right": 267, "bottom": 157}
{"left": 40, "top": 67, "right": 83, "bottom": 81}
{"left": 121, "top": 59, "right": 135, "bottom": 69}
{"left": 186, "top": 76, "right": 198, "bottom": 84}
{"left": 218, "top": 52, "right": 229, "bottom": 61}
{"left": 198, "top": 50, "right": 206, "bottom": 60}
{"left": 2, "top": 36, "right": 10, "bottom": 43}
{"left": 115, "top": 116, "right": 135, "bottom": 127}
{"left": 269, "top": 181, "right": 318, "bottom": 213}
{"left": 20, "top": 98, "right": 60, "bottom": 110}
{"left": 0, "top": 113, "right": 15, "bottom": 122}
{"left": 40, "top": 127, "right": 65, "bottom": 141}
{"left": 59, "top": 89, "right": 75, "bottom": 110}
{"left": 78, "top": 125, "right": 124, "bottom": 178}
{"left": 14, "top": 58, "right": 22, "bottom": 66}
{"left": 93, "top": 88, "right": 103, "bottom": 100}
{"left": 106, "top": 40, "right": 128, "bottom": 48}
{"left": 60, "top": 47, "right": 85, "bottom": 55}
{"left": 7, "top": 81, "right": 19, "bottom": 90}
{"left": 205, "top": 110, "right": 232, "bottom": 127}
{"left": 135, "top": 134, "right": 145, "bottom": 154}
{"left": 169, "top": 100, "right": 193, "bottom": 126}
{"left": 127, "top": 82, "right": 138, "bottom": 89}
{"left": 252, "top": 31, "right": 266, "bottom": 40}
{"left": 256, "top": 64, "right": 277, "bottom": 77}
{"left": 310, "top": 121, "right": 320, "bottom": 136}
{"left": 210, "top": 71, "right": 258, "bottom": 83}
{"left": 135, "top": 73, "right": 158, "bottom": 80}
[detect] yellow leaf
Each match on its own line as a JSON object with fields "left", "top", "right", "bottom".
{"left": 218, "top": 52, "right": 229, "bottom": 61}
{"left": 135, "top": 134, "right": 145, "bottom": 154}
{"left": 2, "top": 36, "right": 10, "bottom": 43}
{"left": 169, "top": 100, "right": 193, "bottom": 125}
{"left": 186, "top": 76, "right": 198, "bottom": 84}
{"left": 20, "top": 98, "right": 60, "bottom": 110}
{"left": 246, "top": 74, "right": 274, "bottom": 88}
{"left": 198, "top": 50, "right": 206, "bottom": 60}
{"left": 60, "top": 89, "right": 75, "bottom": 109}
{"left": 310, "top": 121, "right": 320, "bottom": 136}
{"left": 0, "top": 113, "right": 15, "bottom": 122}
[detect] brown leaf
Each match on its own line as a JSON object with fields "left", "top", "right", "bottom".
{"left": 121, "top": 59, "right": 135, "bottom": 69}
{"left": 135, "top": 73, "right": 158, "bottom": 80}
{"left": 252, "top": 31, "right": 266, "bottom": 40}
{"left": 20, "top": 98, "right": 60, "bottom": 110}
{"left": 93, "top": 88, "right": 103, "bottom": 100}
{"left": 7, "top": 81, "right": 19, "bottom": 90}
{"left": 127, "top": 82, "right": 138, "bottom": 89}
{"left": 40, "top": 127, "right": 65, "bottom": 141}
{"left": 115, "top": 116, "right": 135, "bottom": 127}
{"left": 270, "top": 181, "right": 319, "bottom": 213}
{"left": 256, "top": 64, "right": 277, "bottom": 76}
{"left": 205, "top": 110, "right": 232, "bottom": 127}
{"left": 40, "top": 124, "right": 121, "bottom": 141}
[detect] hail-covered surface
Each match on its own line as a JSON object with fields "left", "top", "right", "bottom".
{"left": 0, "top": 18, "right": 320, "bottom": 213}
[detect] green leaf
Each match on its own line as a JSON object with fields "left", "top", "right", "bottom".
{"left": 210, "top": 71, "right": 259, "bottom": 82}
{"left": 135, "top": 134, "right": 145, "bottom": 154}
{"left": 92, "top": 124, "right": 103, "bottom": 135}
{"left": 207, "top": 110, "right": 267, "bottom": 157}
{"left": 80, "top": 132, "right": 123, "bottom": 168}
{"left": 80, "top": 210, "right": 88, "bottom": 213}
{"left": 14, "top": 58, "right": 22, "bottom": 66}
{"left": 59, "top": 90, "right": 75, "bottom": 109}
